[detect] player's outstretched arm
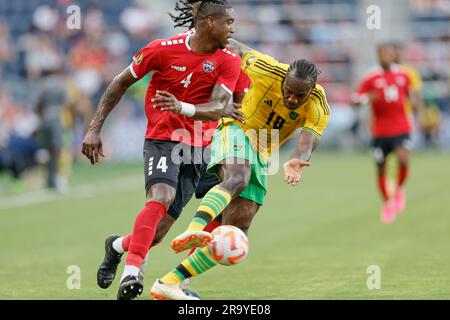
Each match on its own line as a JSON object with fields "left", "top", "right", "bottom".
{"left": 152, "top": 83, "right": 232, "bottom": 121}
{"left": 350, "top": 92, "right": 373, "bottom": 107}
{"left": 82, "top": 67, "right": 137, "bottom": 165}
{"left": 283, "top": 131, "right": 320, "bottom": 186}
{"left": 227, "top": 38, "right": 255, "bottom": 57}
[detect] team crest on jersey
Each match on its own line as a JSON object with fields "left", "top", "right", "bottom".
{"left": 289, "top": 111, "right": 299, "bottom": 120}
{"left": 203, "top": 60, "right": 216, "bottom": 73}
{"left": 396, "top": 76, "right": 406, "bottom": 86}
{"left": 134, "top": 52, "right": 144, "bottom": 65}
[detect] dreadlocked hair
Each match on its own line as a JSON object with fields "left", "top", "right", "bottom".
{"left": 169, "top": 1, "right": 196, "bottom": 29}
{"left": 287, "top": 59, "right": 321, "bottom": 85}
{"left": 169, "top": 0, "right": 232, "bottom": 29}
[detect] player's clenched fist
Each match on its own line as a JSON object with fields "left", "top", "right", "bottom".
{"left": 82, "top": 130, "right": 105, "bottom": 165}
{"left": 152, "top": 90, "right": 182, "bottom": 113}
{"left": 283, "top": 158, "right": 311, "bottom": 186}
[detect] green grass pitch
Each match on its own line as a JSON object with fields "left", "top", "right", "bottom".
{"left": 1, "top": 151, "right": 450, "bottom": 299}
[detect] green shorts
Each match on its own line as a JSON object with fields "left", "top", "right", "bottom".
{"left": 206, "top": 123, "right": 268, "bottom": 205}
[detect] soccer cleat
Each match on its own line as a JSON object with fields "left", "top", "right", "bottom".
{"left": 179, "top": 278, "right": 201, "bottom": 299}
{"left": 171, "top": 230, "right": 213, "bottom": 253}
{"left": 117, "top": 275, "right": 144, "bottom": 300}
{"left": 380, "top": 200, "right": 396, "bottom": 224}
{"left": 150, "top": 279, "right": 200, "bottom": 300}
{"left": 393, "top": 187, "right": 406, "bottom": 214}
{"left": 97, "top": 235, "right": 123, "bottom": 289}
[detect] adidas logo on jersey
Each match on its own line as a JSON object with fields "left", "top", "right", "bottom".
{"left": 264, "top": 100, "right": 273, "bottom": 107}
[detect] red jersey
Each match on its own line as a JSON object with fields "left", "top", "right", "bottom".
{"left": 235, "top": 70, "right": 251, "bottom": 94}
{"left": 178, "top": 31, "right": 251, "bottom": 97}
{"left": 355, "top": 66, "right": 411, "bottom": 138}
{"left": 130, "top": 33, "right": 241, "bottom": 146}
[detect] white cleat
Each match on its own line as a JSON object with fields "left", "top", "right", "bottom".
{"left": 150, "top": 279, "right": 200, "bottom": 300}
{"left": 179, "top": 278, "right": 201, "bottom": 299}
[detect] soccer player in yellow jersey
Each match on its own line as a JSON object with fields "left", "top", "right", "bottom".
{"left": 391, "top": 42, "right": 423, "bottom": 214}
{"left": 392, "top": 42, "right": 423, "bottom": 99}
{"left": 150, "top": 38, "right": 330, "bottom": 300}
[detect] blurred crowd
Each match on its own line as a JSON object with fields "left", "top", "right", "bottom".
{"left": 0, "top": 0, "right": 449, "bottom": 192}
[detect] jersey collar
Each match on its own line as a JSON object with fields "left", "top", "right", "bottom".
{"left": 185, "top": 33, "right": 192, "bottom": 51}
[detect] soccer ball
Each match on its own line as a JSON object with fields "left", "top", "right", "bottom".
{"left": 210, "top": 225, "right": 249, "bottom": 266}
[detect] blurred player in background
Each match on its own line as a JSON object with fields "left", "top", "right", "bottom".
{"left": 82, "top": 0, "right": 242, "bottom": 300}
{"left": 36, "top": 65, "right": 69, "bottom": 192}
{"left": 392, "top": 41, "right": 423, "bottom": 104}
{"left": 150, "top": 39, "right": 330, "bottom": 300}
{"left": 392, "top": 41, "right": 441, "bottom": 148}
{"left": 352, "top": 43, "right": 422, "bottom": 224}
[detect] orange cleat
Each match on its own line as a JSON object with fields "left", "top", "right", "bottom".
{"left": 170, "top": 230, "right": 213, "bottom": 253}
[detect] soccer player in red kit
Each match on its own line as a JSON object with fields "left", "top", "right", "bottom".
{"left": 91, "top": 0, "right": 250, "bottom": 300}
{"left": 352, "top": 43, "right": 421, "bottom": 224}
{"left": 82, "top": 0, "right": 241, "bottom": 300}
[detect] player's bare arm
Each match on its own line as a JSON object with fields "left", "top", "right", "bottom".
{"left": 82, "top": 67, "right": 137, "bottom": 165}
{"left": 152, "top": 83, "right": 232, "bottom": 121}
{"left": 351, "top": 91, "right": 377, "bottom": 107}
{"left": 409, "top": 89, "right": 424, "bottom": 113}
{"left": 227, "top": 38, "right": 254, "bottom": 57}
{"left": 283, "top": 131, "right": 320, "bottom": 186}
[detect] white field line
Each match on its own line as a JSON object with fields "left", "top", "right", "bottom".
{"left": 0, "top": 175, "right": 143, "bottom": 211}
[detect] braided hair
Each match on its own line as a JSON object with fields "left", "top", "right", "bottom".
{"left": 169, "top": 0, "right": 232, "bottom": 29}
{"left": 287, "top": 59, "right": 321, "bottom": 86}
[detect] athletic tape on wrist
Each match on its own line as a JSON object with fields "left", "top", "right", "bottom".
{"left": 180, "top": 102, "right": 196, "bottom": 117}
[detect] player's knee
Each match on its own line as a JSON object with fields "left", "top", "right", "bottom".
{"left": 147, "top": 185, "right": 176, "bottom": 208}
{"left": 152, "top": 195, "right": 174, "bottom": 208}
{"left": 222, "top": 175, "right": 249, "bottom": 195}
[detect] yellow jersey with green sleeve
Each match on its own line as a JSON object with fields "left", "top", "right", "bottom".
{"left": 222, "top": 49, "right": 330, "bottom": 160}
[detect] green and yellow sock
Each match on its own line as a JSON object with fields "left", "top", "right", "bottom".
{"left": 160, "top": 247, "right": 218, "bottom": 285}
{"left": 187, "top": 186, "right": 232, "bottom": 231}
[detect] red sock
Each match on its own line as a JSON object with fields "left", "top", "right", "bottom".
{"left": 126, "top": 201, "right": 166, "bottom": 267}
{"left": 122, "top": 234, "right": 132, "bottom": 252}
{"left": 377, "top": 175, "right": 389, "bottom": 201}
{"left": 187, "top": 219, "right": 222, "bottom": 256}
{"left": 398, "top": 166, "right": 409, "bottom": 187}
